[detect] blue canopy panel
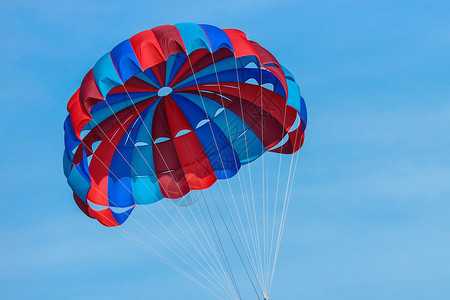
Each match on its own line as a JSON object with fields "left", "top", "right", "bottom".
{"left": 199, "top": 24, "right": 234, "bottom": 53}
{"left": 63, "top": 116, "right": 81, "bottom": 177}
{"left": 110, "top": 39, "right": 143, "bottom": 83}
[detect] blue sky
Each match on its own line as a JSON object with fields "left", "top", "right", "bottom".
{"left": 1, "top": 0, "right": 449, "bottom": 299}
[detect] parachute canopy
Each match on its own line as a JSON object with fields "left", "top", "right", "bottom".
{"left": 63, "top": 23, "right": 307, "bottom": 227}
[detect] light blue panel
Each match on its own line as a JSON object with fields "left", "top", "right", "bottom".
{"left": 281, "top": 64, "right": 295, "bottom": 82}
{"left": 286, "top": 79, "right": 301, "bottom": 112}
{"left": 67, "top": 166, "right": 91, "bottom": 202}
{"left": 130, "top": 100, "right": 163, "bottom": 204}
{"left": 93, "top": 53, "right": 122, "bottom": 98}
{"left": 131, "top": 176, "right": 162, "bottom": 204}
{"left": 175, "top": 22, "right": 211, "bottom": 54}
{"left": 281, "top": 65, "right": 302, "bottom": 113}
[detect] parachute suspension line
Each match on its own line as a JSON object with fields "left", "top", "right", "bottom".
{"left": 192, "top": 51, "right": 268, "bottom": 298}
{"left": 206, "top": 188, "right": 261, "bottom": 299}
{"left": 162, "top": 99, "right": 246, "bottom": 300}
{"left": 120, "top": 76, "right": 249, "bottom": 299}
{"left": 207, "top": 52, "right": 262, "bottom": 284}
{"left": 81, "top": 157, "right": 231, "bottom": 299}
{"left": 234, "top": 57, "right": 263, "bottom": 279}
{"left": 116, "top": 82, "right": 240, "bottom": 298}
{"left": 164, "top": 93, "right": 263, "bottom": 300}
{"left": 142, "top": 200, "right": 235, "bottom": 297}
{"left": 113, "top": 221, "right": 225, "bottom": 300}
{"left": 233, "top": 56, "right": 265, "bottom": 288}
{"left": 140, "top": 207, "right": 235, "bottom": 297}
{"left": 206, "top": 186, "right": 264, "bottom": 298}
{"left": 271, "top": 148, "right": 301, "bottom": 294}
{"left": 151, "top": 201, "right": 235, "bottom": 297}
{"left": 265, "top": 168, "right": 270, "bottom": 294}
{"left": 268, "top": 117, "right": 303, "bottom": 296}
{"left": 267, "top": 151, "right": 283, "bottom": 290}
{"left": 186, "top": 54, "right": 264, "bottom": 299}
{"left": 159, "top": 199, "right": 238, "bottom": 298}
{"left": 259, "top": 59, "right": 268, "bottom": 295}
{"left": 202, "top": 194, "right": 242, "bottom": 300}
{"left": 265, "top": 83, "right": 290, "bottom": 298}
{"left": 257, "top": 59, "right": 291, "bottom": 297}
{"left": 268, "top": 151, "right": 299, "bottom": 296}
{"left": 208, "top": 174, "right": 265, "bottom": 295}
{"left": 94, "top": 88, "right": 237, "bottom": 298}
{"left": 84, "top": 118, "right": 235, "bottom": 299}
{"left": 196, "top": 198, "right": 239, "bottom": 298}
{"left": 91, "top": 109, "right": 235, "bottom": 296}
{"left": 208, "top": 51, "right": 267, "bottom": 294}
{"left": 167, "top": 71, "right": 244, "bottom": 300}
{"left": 260, "top": 62, "right": 302, "bottom": 298}
{"left": 212, "top": 160, "right": 265, "bottom": 297}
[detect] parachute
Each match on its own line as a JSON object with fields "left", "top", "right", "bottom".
{"left": 64, "top": 23, "right": 307, "bottom": 299}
